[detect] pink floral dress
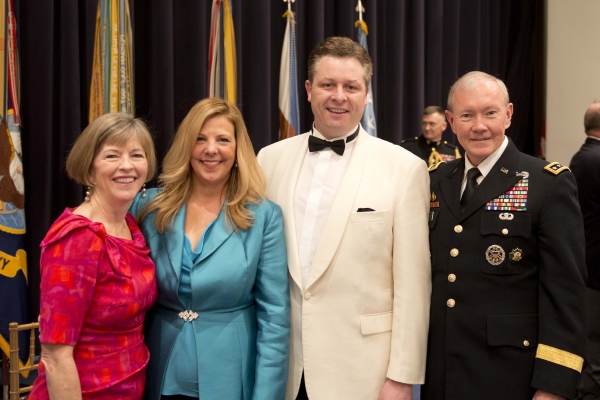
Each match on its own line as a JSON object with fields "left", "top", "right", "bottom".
{"left": 29, "top": 208, "right": 157, "bottom": 400}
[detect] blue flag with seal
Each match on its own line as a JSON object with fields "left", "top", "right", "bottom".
{"left": 0, "top": 0, "right": 32, "bottom": 376}
{"left": 355, "top": 1, "right": 377, "bottom": 137}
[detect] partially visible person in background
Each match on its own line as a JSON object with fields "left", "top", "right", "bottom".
{"left": 570, "top": 101, "right": 600, "bottom": 400}
{"left": 29, "top": 113, "right": 158, "bottom": 400}
{"left": 132, "top": 98, "right": 290, "bottom": 400}
{"left": 401, "top": 106, "right": 461, "bottom": 167}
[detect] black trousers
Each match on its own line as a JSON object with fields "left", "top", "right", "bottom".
{"left": 576, "top": 287, "right": 600, "bottom": 399}
{"left": 296, "top": 372, "right": 309, "bottom": 400}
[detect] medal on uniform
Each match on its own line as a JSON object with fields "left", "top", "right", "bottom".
{"left": 430, "top": 191, "right": 439, "bottom": 208}
{"left": 509, "top": 248, "right": 523, "bottom": 263}
{"left": 486, "top": 245, "right": 505, "bottom": 266}
{"left": 485, "top": 175, "right": 529, "bottom": 211}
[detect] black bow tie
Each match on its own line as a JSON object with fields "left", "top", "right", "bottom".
{"left": 308, "top": 127, "right": 359, "bottom": 156}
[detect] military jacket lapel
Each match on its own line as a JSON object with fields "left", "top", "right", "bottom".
{"left": 439, "top": 159, "right": 464, "bottom": 219}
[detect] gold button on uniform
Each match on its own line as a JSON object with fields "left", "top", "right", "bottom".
{"left": 450, "top": 248, "right": 459, "bottom": 257}
{"left": 502, "top": 228, "right": 509, "bottom": 235}
{"left": 447, "top": 299, "right": 456, "bottom": 308}
{"left": 304, "top": 292, "right": 312, "bottom": 300}
{"left": 523, "top": 340, "right": 530, "bottom": 347}
{"left": 454, "top": 225, "right": 463, "bottom": 233}
{"left": 448, "top": 274, "right": 456, "bottom": 283}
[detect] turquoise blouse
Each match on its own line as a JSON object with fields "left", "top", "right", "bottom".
{"left": 161, "top": 221, "right": 215, "bottom": 397}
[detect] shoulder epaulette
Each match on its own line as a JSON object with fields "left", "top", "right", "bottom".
{"left": 544, "top": 161, "right": 571, "bottom": 175}
{"left": 401, "top": 136, "right": 419, "bottom": 144}
{"left": 428, "top": 161, "right": 445, "bottom": 172}
{"left": 442, "top": 140, "right": 458, "bottom": 149}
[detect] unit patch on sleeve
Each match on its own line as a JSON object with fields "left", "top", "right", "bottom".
{"left": 485, "top": 178, "right": 529, "bottom": 211}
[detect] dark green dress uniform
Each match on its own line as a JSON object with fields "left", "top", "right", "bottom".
{"left": 423, "top": 141, "right": 587, "bottom": 400}
{"left": 400, "top": 135, "right": 461, "bottom": 167}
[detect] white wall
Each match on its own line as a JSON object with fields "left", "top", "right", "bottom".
{"left": 546, "top": 0, "right": 600, "bottom": 165}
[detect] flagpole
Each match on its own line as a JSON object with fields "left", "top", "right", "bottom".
{"left": 356, "top": 0, "right": 364, "bottom": 23}
{"left": 285, "top": 0, "right": 294, "bottom": 13}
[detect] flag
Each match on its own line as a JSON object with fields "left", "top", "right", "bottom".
{"left": 0, "top": 0, "right": 32, "bottom": 377}
{"left": 278, "top": 6, "right": 300, "bottom": 140}
{"left": 89, "top": 0, "right": 135, "bottom": 123}
{"left": 208, "top": 0, "right": 237, "bottom": 104}
{"left": 355, "top": 20, "right": 377, "bottom": 137}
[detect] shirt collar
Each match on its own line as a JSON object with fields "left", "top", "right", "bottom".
{"left": 464, "top": 135, "right": 509, "bottom": 179}
{"left": 586, "top": 135, "right": 600, "bottom": 142}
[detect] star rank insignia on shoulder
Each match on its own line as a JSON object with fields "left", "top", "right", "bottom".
{"left": 428, "top": 161, "right": 445, "bottom": 172}
{"left": 544, "top": 161, "right": 571, "bottom": 175}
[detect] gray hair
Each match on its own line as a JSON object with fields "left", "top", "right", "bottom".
{"left": 447, "top": 71, "right": 510, "bottom": 112}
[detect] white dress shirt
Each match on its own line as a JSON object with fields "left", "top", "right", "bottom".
{"left": 461, "top": 135, "right": 509, "bottom": 196}
{"left": 294, "top": 125, "right": 359, "bottom": 289}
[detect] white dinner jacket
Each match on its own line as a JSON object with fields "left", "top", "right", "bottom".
{"left": 257, "top": 127, "right": 432, "bottom": 400}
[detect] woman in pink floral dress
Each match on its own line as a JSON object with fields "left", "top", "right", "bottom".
{"left": 29, "top": 113, "right": 158, "bottom": 400}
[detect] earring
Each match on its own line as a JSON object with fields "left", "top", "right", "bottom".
{"left": 84, "top": 187, "right": 92, "bottom": 202}
{"left": 141, "top": 183, "right": 147, "bottom": 199}
{"left": 234, "top": 162, "right": 238, "bottom": 168}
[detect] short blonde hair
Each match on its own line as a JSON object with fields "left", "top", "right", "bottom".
{"left": 66, "top": 113, "right": 157, "bottom": 186}
{"left": 138, "top": 98, "right": 266, "bottom": 233}
{"left": 447, "top": 71, "right": 510, "bottom": 112}
{"left": 308, "top": 36, "right": 373, "bottom": 87}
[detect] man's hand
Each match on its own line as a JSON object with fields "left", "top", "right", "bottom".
{"left": 378, "top": 379, "right": 412, "bottom": 400}
{"left": 532, "top": 389, "right": 564, "bottom": 400}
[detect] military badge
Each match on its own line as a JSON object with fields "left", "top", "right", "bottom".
{"left": 501, "top": 167, "right": 508, "bottom": 174}
{"left": 516, "top": 171, "right": 529, "bottom": 178}
{"left": 428, "top": 162, "right": 444, "bottom": 172}
{"left": 439, "top": 154, "right": 456, "bottom": 162}
{"left": 430, "top": 192, "right": 439, "bottom": 208}
{"left": 544, "top": 162, "right": 570, "bottom": 175}
{"left": 499, "top": 213, "right": 514, "bottom": 220}
{"left": 509, "top": 248, "right": 523, "bottom": 263}
{"left": 485, "top": 177, "right": 529, "bottom": 211}
{"left": 486, "top": 245, "right": 505, "bottom": 266}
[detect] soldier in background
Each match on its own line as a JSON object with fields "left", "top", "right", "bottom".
{"left": 570, "top": 101, "right": 600, "bottom": 400}
{"left": 401, "top": 106, "right": 460, "bottom": 166}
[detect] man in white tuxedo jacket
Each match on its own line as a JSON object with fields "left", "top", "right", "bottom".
{"left": 257, "top": 36, "right": 431, "bottom": 400}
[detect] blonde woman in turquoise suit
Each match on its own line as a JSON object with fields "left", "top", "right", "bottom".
{"left": 130, "top": 98, "right": 290, "bottom": 400}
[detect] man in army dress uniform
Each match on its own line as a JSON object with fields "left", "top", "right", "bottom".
{"left": 401, "top": 106, "right": 461, "bottom": 166}
{"left": 423, "top": 71, "right": 587, "bottom": 400}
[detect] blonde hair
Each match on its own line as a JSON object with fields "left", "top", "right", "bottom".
{"left": 307, "top": 36, "right": 373, "bottom": 87}
{"left": 138, "top": 98, "right": 266, "bottom": 233}
{"left": 66, "top": 112, "right": 157, "bottom": 186}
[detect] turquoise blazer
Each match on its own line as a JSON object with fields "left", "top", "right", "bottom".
{"left": 131, "top": 189, "right": 290, "bottom": 400}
